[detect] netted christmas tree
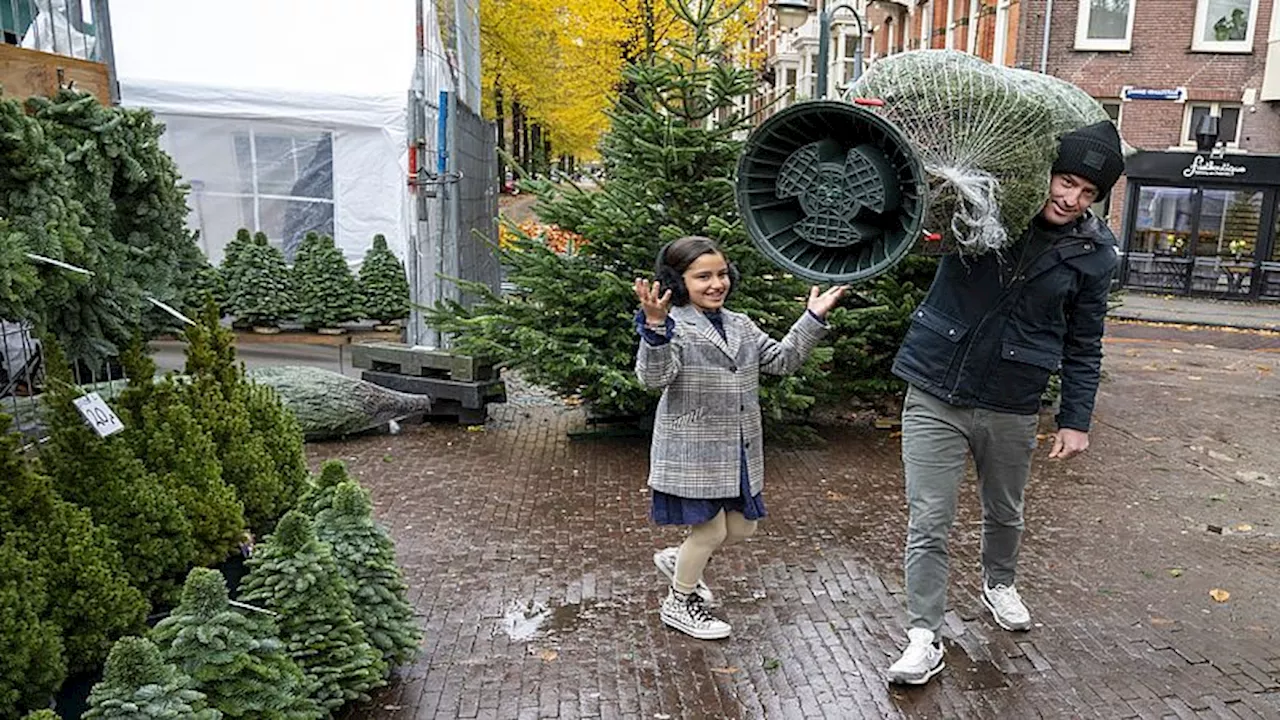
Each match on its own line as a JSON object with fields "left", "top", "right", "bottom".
{"left": 423, "top": 1, "right": 828, "bottom": 421}
{"left": 226, "top": 233, "right": 297, "bottom": 329}
{"left": 38, "top": 338, "right": 196, "bottom": 605}
{"left": 313, "top": 481, "right": 421, "bottom": 668}
{"left": 293, "top": 233, "right": 362, "bottom": 330}
{"left": 150, "top": 568, "right": 322, "bottom": 720}
{"left": 357, "top": 234, "right": 409, "bottom": 325}
{"left": 118, "top": 338, "right": 247, "bottom": 567}
{"left": 180, "top": 301, "right": 302, "bottom": 531}
{"left": 0, "top": 413, "right": 148, "bottom": 672}
{"left": 84, "top": 637, "right": 220, "bottom": 720}
{"left": 295, "top": 459, "right": 351, "bottom": 518}
{"left": 0, "top": 537, "right": 66, "bottom": 720}
{"left": 218, "top": 229, "right": 255, "bottom": 317}
{"left": 237, "top": 511, "right": 386, "bottom": 712}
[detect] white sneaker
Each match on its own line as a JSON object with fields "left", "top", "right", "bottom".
{"left": 653, "top": 547, "right": 714, "bottom": 604}
{"left": 887, "top": 628, "right": 945, "bottom": 685}
{"left": 982, "top": 582, "right": 1032, "bottom": 631}
{"left": 660, "top": 588, "right": 731, "bottom": 640}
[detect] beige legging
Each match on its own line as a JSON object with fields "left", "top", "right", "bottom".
{"left": 672, "top": 510, "right": 757, "bottom": 595}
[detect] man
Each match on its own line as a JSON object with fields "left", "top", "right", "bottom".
{"left": 885, "top": 121, "right": 1124, "bottom": 685}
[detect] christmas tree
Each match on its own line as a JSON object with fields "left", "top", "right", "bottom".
{"left": 38, "top": 338, "right": 196, "bottom": 605}
{"left": 0, "top": 414, "right": 148, "bottom": 672}
{"left": 22, "top": 712, "right": 59, "bottom": 720}
{"left": 218, "top": 228, "right": 255, "bottom": 309}
{"left": 180, "top": 244, "right": 228, "bottom": 317}
{"left": 423, "top": 1, "right": 829, "bottom": 420}
{"left": 0, "top": 537, "right": 65, "bottom": 719}
{"left": 226, "top": 233, "right": 296, "bottom": 329}
{"left": 314, "top": 481, "right": 421, "bottom": 668}
{"left": 180, "top": 302, "right": 299, "bottom": 531}
{"left": 150, "top": 568, "right": 322, "bottom": 720}
{"left": 243, "top": 382, "right": 310, "bottom": 522}
{"left": 84, "top": 637, "right": 220, "bottom": 720}
{"left": 357, "top": 234, "right": 410, "bottom": 325}
{"left": 237, "top": 511, "right": 386, "bottom": 712}
{"left": 295, "top": 459, "right": 351, "bottom": 518}
{"left": 118, "top": 338, "right": 247, "bottom": 567}
{"left": 293, "top": 233, "right": 362, "bottom": 330}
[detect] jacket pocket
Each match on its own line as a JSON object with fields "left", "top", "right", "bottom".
{"left": 991, "top": 340, "right": 1060, "bottom": 410}
{"left": 897, "top": 305, "right": 970, "bottom": 381}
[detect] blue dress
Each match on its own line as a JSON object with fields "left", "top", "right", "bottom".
{"left": 636, "top": 309, "right": 768, "bottom": 526}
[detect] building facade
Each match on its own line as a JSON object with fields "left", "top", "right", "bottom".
{"left": 1017, "top": 0, "right": 1280, "bottom": 301}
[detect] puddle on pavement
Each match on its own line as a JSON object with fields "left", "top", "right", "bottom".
{"left": 496, "top": 598, "right": 600, "bottom": 641}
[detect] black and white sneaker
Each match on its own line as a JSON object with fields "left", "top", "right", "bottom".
{"left": 660, "top": 587, "right": 731, "bottom": 640}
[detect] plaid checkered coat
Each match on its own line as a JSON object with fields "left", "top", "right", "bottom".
{"left": 636, "top": 304, "right": 829, "bottom": 499}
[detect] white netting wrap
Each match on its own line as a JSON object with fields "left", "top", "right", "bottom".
{"left": 846, "top": 50, "right": 1115, "bottom": 253}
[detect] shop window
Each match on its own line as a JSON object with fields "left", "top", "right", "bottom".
{"left": 1189, "top": 190, "right": 1260, "bottom": 296}
{"left": 1075, "top": 0, "right": 1135, "bottom": 52}
{"left": 1192, "top": 0, "right": 1259, "bottom": 53}
{"left": 1262, "top": 205, "right": 1280, "bottom": 300}
{"left": 1126, "top": 186, "right": 1195, "bottom": 292}
{"left": 1182, "top": 103, "right": 1242, "bottom": 148}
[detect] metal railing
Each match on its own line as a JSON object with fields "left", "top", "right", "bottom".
{"left": 2, "top": 0, "right": 117, "bottom": 100}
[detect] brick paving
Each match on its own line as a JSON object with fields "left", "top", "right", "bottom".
{"left": 322, "top": 325, "right": 1280, "bottom": 720}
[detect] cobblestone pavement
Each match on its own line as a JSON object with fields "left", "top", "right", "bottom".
{"left": 320, "top": 324, "right": 1280, "bottom": 720}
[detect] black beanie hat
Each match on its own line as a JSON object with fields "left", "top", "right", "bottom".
{"left": 1052, "top": 120, "right": 1125, "bottom": 199}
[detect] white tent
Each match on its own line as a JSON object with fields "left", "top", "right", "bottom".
{"left": 109, "top": 0, "right": 424, "bottom": 266}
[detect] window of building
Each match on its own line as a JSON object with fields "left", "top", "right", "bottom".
{"left": 1182, "top": 103, "right": 1243, "bottom": 148}
{"left": 919, "top": 0, "right": 933, "bottom": 49}
{"left": 1101, "top": 100, "right": 1122, "bottom": 126}
{"left": 1192, "top": 0, "right": 1259, "bottom": 53}
{"left": 1074, "top": 0, "right": 1135, "bottom": 51}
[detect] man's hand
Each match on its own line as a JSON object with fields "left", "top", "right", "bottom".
{"left": 1049, "top": 428, "right": 1089, "bottom": 460}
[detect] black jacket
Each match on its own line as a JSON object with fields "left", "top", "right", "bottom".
{"left": 892, "top": 213, "right": 1119, "bottom": 431}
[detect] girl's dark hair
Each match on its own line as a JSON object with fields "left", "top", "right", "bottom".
{"left": 654, "top": 235, "right": 739, "bottom": 306}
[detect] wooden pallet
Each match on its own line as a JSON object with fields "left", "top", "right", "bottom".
{"left": 351, "top": 342, "right": 495, "bottom": 382}
{"left": 360, "top": 370, "right": 506, "bottom": 425}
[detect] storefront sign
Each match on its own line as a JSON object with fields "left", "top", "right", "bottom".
{"left": 1122, "top": 86, "right": 1187, "bottom": 102}
{"left": 1182, "top": 155, "right": 1248, "bottom": 179}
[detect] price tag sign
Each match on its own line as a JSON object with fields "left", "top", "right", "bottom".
{"left": 73, "top": 392, "right": 125, "bottom": 438}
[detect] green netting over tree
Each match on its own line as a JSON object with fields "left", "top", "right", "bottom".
{"left": 848, "top": 50, "right": 1117, "bottom": 253}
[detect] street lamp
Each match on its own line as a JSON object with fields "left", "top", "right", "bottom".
{"left": 771, "top": 0, "right": 865, "bottom": 99}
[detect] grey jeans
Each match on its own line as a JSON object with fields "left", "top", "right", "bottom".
{"left": 901, "top": 384, "right": 1040, "bottom": 632}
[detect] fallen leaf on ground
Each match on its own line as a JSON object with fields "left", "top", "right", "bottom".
{"left": 1171, "top": 348, "right": 1184, "bottom": 354}
{"left": 1188, "top": 375, "right": 1202, "bottom": 381}
{"left": 1150, "top": 616, "right": 1175, "bottom": 627}
{"left": 710, "top": 666, "right": 740, "bottom": 675}
{"left": 530, "top": 647, "right": 558, "bottom": 662}
{"left": 1207, "top": 450, "right": 1236, "bottom": 462}
{"left": 1168, "top": 568, "right": 1184, "bottom": 578}
{"left": 1234, "top": 523, "right": 1253, "bottom": 532}
{"left": 1209, "top": 588, "right": 1231, "bottom": 603}
{"left": 825, "top": 490, "right": 847, "bottom": 501}
{"left": 466, "top": 425, "right": 485, "bottom": 432}
{"left": 1258, "top": 365, "right": 1273, "bottom": 373}
{"left": 1143, "top": 436, "right": 1163, "bottom": 442}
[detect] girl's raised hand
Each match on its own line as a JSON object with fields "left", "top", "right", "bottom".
{"left": 634, "top": 278, "right": 673, "bottom": 324}
{"left": 807, "top": 285, "right": 848, "bottom": 319}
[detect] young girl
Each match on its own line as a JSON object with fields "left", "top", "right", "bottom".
{"left": 633, "top": 235, "right": 846, "bottom": 639}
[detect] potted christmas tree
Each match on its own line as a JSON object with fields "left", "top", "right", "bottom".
{"left": 237, "top": 511, "right": 386, "bottom": 712}
{"left": 295, "top": 459, "right": 350, "bottom": 517}
{"left": 226, "top": 233, "right": 297, "bottom": 334}
{"left": 38, "top": 338, "right": 196, "bottom": 606}
{"left": 0, "top": 538, "right": 66, "bottom": 718}
{"left": 151, "top": 568, "right": 322, "bottom": 719}
{"left": 118, "top": 339, "right": 248, "bottom": 568}
{"left": 83, "top": 637, "right": 220, "bottom": 719}
{"left": 293, "top": 233, "right": 362, "bottom": 334}
{"left": 314, "top": 480, "right": 421, "bottom": 668}
{"left": 0, "top": 413, "right": 148, "bottom": 674}
{"left": 357, "top": 234, "right": 410, "bottom": 331}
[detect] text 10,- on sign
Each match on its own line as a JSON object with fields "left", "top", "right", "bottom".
{"left": 74, "top": 392, "right": 124, "bottom": 438}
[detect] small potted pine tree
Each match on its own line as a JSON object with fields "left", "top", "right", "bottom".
{"left": 0, "top": 538, "right": 66, "bottom": 718}
{"left": 226, "top": 233, "right": 297, "bottom": 334}
{"left": 313, "top": 480, "right": 421, "bottom": 669}
{"left": 357, "top": 234, "right": 410, "bottom": 331}
{"left": 151, "top": 568, "right": 322, "bottom": 719}
{"left": 237, "top": 510, "right": 386, "bottom": 712}
{"left": 293, "top": 233, "right": 362, "bottom": 334}
{"left": 83, "top": 637, "right": 220, "bottom": 719}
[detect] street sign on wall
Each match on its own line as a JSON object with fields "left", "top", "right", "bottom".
{"left": 1121, "top": 86, "right": 1187, "bottom": 103}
